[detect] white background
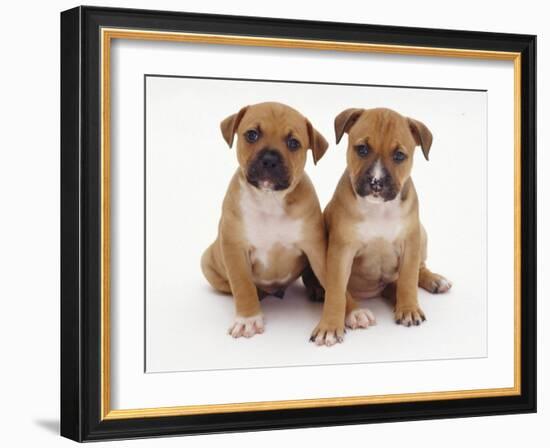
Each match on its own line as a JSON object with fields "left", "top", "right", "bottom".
{"left": 0, "top": 0, "right": 546, "bottom": 447}
{"left": 145, "top": 76, "right": 488, "bottom": 372}
{"left": 113, "top": 31, "right": 512, "bottom": 410}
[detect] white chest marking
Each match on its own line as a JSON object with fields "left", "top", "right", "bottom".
{"left": 355, "top": 194, "right": 403, "bottom": 243}
{"left": 239, "top": 183, "right": 302, "bottom": 267}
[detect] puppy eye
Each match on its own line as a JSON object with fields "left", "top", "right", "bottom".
{"left": 287, "top": 137, "right": 301, "bottom": 151}
{"left": 355, "top": 144, "right": 369, "bottom": 157}
{"left": 245, "top": 129, "right": 260, "bottom": 143}
{"left": 393, "top": 150, "right": 407, "bottom": 163}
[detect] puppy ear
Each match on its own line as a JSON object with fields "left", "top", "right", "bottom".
{"left": 407, "top": 117, "right": 433, "bottom": 161}
{"left": 220, "top": 106, "right": 249, "bottom": 147}
{"left": 306, "top": 120, "right": 329, "bottom": 165}
{"left": 334, "top": 108, "right": 363, "bottom": 144}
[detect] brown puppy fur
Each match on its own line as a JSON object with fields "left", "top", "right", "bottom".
{"left": 201, "top": 102, "right": 329, "bottom": 338}
{"left": 311, "top": 107, "right": 452, "bottom": 346}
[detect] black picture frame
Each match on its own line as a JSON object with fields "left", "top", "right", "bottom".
{"left": 61, "top": 5, "right": 536, "bottom": 442}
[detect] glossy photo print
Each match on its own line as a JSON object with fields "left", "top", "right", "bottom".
{"left": 143, "top": 75, "right": 487, "bottom": 373}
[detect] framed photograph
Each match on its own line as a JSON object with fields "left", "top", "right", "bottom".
{"left": 60, "top": 6, "right": 536, "bottom": 442}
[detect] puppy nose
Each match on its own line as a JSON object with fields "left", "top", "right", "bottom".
{"left": 368, "top": 176, "right": 384, "bottom": 192}
{"left": 260, "top": 150, "right": 281, "bottom": 169}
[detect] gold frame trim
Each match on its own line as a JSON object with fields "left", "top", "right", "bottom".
{"left": 100, "top": 28, "right": 522, "bottom": 421}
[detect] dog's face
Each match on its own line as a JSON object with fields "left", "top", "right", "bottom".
{"left": 221, "top": 102, "right": 328, "bottom": 192}
{"left": 334, "top": 107, "right": 433, "bottom": 202}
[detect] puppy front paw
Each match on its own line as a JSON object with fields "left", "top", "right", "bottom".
{"left": 345, "top": 308, "right": 376, "bottom": 329}
{"left": 394, "top": 305, "right": 426, "bottom": 327}
{"left": 228, "top": 314, "right": 264, "bottom": 338}
{"left": 310, "top": 319, "right": 345, "bottom": 346}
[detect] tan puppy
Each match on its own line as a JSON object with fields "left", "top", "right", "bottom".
{"left": 201, "top": 102, "right": 329, "bottom": 338}
{"left": 311, "top": 107, "right": 452, "bottom": 346}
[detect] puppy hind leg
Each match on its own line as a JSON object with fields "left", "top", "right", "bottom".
{"left": 417, "top": 224, "right": 452, "bottom": 294}
{"left": 201, "top": 241, "right": 232, "bottom": 294}
{"left": 345, "top": 294, "right": 359, "bottom": 314}
{"left": 382, "top": 282, "right": 397, "bottom": 303}
{"left": 301, "top": 264, "right": 325, "bottom": 302}
{"left": 418, "top": 264, "right": 452, "bottom": 294}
